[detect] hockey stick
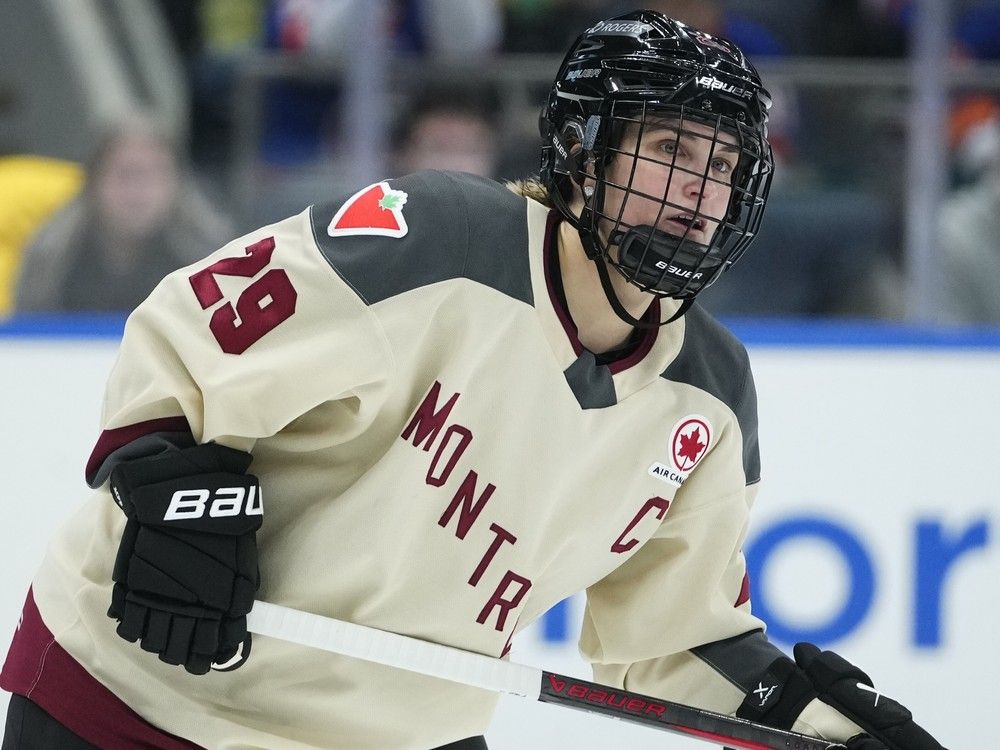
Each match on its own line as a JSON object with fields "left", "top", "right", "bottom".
{"left": 247, "top": 600, "right": 844, "bottom": 750}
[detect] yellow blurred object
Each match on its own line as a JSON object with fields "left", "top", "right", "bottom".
{"left": 0, "top": 156, "right": 84, "bottom": 316}
{"left": 200, "top": 0, "right": 265, "bottom": 52}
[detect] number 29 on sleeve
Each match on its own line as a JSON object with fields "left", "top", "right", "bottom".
{"left": 188, "top": 236, "right": 298, "bottom": 354}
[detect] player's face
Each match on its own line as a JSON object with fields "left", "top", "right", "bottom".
{"left": 401, "top": 112, "right": 498, "bottom": 177}
{"left": 94, "top": 134, "right": 180, "bottom": 239}
{"left": 598, "top": 117, "right": 737, "bottom": 247}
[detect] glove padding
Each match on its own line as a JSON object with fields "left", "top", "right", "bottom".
{"left": 108, "top": 443, "right": 262, "bottom": 675}
{"left": 793, "top": 643, "right": 947, "bottom": 750}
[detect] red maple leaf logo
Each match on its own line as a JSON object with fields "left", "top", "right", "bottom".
{"left": 677, "top": 428, "right": 706, "bottom": 466}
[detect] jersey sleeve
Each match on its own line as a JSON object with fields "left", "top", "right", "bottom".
{"left": 577, "top": 311, "right": 770, "bottom": 711}
{"left": 579, "top": 405, "right": 773, "bottom": 713}
{"left": 578, "top": 358, "right": 865, "bottom": 742}
{"left": 86, "top": 208, "right": 392, "bottom": 485}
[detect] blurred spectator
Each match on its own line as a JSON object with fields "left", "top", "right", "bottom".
{"left": 258, "top": 0, "right": 503, "bottom": 168}
{"left": 14, "top": 116, "right": 233, "bottom": 313}
{"left": 939, "top": 95, "right": 1000, "bottom": 323}
{"left": 0, "top": 156, "right": 83, "bottom": 317}
{"left": 392, "top": 89, "right": 500, "bottom": 177}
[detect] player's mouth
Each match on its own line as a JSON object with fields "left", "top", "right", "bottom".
{"left": 664, "top": 213, "right": 707, "bottom": 239}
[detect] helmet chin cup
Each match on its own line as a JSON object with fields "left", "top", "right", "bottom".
{"left": 614, "top": 226, "right": 725, "bottom": 298}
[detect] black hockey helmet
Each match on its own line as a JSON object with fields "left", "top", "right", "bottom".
{"left": 539, "top": 11, "right": 774, "bottom": 320}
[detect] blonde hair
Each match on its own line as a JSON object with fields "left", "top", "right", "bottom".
{"left": 505, "top": 178, "right": 552, "bottom": 206}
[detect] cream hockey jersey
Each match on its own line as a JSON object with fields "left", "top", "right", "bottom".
{"left": 1, "top": 171, "right": 849, "bottom": 749}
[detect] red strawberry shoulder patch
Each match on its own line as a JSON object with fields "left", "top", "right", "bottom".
{"left": 327, "top": 181, "right": 409, "bottom": 238}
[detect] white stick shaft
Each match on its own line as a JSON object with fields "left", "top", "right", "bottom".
{"left": 247, "top": 600, "right": 541, "bottom": 699}
{"left": 247, "top": 601, "right": 842, "bottom": 750}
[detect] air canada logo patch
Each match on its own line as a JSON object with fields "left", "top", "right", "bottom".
{"left": 328, "top": 181, "right": 409, "bottom": 238}
{"left": 648, "top": 415, "right": 712, "bottom": 487}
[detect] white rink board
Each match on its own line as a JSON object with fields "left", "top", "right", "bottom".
{"left": 0, "top": 337, "right": 996, "bottom": 750}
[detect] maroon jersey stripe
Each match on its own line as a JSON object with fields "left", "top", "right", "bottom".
{"left": 542, "top": 210, "right": 584, "bottom": 356}
{"left": 735, "top": 573, "right": 751, "bottom": 607}
{"left": 0, "top": 590, "right": 203, "bottom": 749}
{"left": 542, "top": 210, "right": 662, "bottom": 372}
{"left": 607, "top": 298, "right": 660, "bottom": 375}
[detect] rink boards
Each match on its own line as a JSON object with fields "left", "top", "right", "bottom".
{"left": 0, "top": 318, "right": 995, "bottom": 749}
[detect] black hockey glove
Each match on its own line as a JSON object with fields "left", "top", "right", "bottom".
{"left": 735, "top": 643, "right": 946, "bottom": 750}
{"left": 793, "top": 643, "right": 947, "bottom": 750}
{"left": 107, "top": 443, "right": 262, "bottom": 675}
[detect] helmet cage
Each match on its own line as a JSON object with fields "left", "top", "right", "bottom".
{"left": 583, "top": 99, "right": 773, "bottom": 298}
{"left": 539, "top": 12, "right": 775, "bottom": 301}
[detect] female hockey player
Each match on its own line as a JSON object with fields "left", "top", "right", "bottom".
{"left": 2, "top": 10, "right": 945, "bottom": 750}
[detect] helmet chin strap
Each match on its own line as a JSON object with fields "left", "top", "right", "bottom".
{"left": 580, "top": 225, "right": 693, "bottom": 328}
{"left": 552, "top": 161, "right": 692, "bottom": 330}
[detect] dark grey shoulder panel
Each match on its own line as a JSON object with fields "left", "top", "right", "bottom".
{"left": 564, "top": 352, "right": 617, "bottom": 409}
{"left": 661, "top": 304, "right": 760, "bottom": 483}
{"left": 310, "top": 170, "right": 532, "bottom": 306}
{"left": 447, "top": 171, "right": 534, "bottom": 306}
{"left": 691, "top": 630, "right": 785, "bottom": 692}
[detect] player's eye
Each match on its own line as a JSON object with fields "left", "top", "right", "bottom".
{"left": 658, "top": 139, "right": 681, "bottom": 157}
{"left": 711, "top": 157, "right": 734, "bottom": 176}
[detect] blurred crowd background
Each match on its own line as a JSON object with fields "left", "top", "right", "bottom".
{"left": 1, "top": 0, "right": 999, "bottom": 323}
